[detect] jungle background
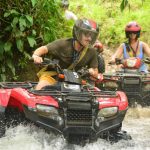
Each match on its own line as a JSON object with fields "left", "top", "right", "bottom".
{"left": 0, "top": 0, "right": 150, "bottom": 81}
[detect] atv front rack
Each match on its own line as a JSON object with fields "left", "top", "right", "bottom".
{"left": 0, "top": 82, "right": 37, "bottom": 89}
{"left": 29, "top": 89, "right": 117, "bottom": 98}
{"left": 104, "top": 72, "right": 150, "bottom": 78}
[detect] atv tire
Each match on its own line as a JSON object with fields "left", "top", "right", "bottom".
{"left": 0, "top": 113, "right": 6, "bottom": 138}
{"left": 97, "top": 54, "right": 105, "bottom": 73}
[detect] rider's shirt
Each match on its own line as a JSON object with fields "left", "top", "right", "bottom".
{"left": 123, "top": 42, "right": 143, "bottom": 59}
{"left": 123, "top": 42, "right": 148, "bottom": 72}
{"left": 46, "top": 38, "right": 98, "bottom": 71}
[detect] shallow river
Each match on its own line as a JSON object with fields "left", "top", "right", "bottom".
{"left": 0, "top": 106, "right": 149, "bottom": 150}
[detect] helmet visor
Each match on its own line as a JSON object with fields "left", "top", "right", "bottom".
{"left": 82, "top": 29, "right": 98, "bottom": 38}
{"left": 80, "top": 28, "right": 99, "bottom": 45}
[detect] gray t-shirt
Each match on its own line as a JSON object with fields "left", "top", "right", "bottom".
{"left": 46, "top": 38, "right": 98, "bottom": 71}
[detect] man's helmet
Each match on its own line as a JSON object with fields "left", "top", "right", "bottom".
{"left": 125, "top": 21, "right": 141, "bottom": 38}
{"left": 73, "top": 18, "right": 99, "bottom": 45}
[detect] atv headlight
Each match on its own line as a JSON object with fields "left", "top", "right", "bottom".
{"left": 36, "top": 104, "right": 58, "bottom": 117}
{"left": 126, "top": 59, "right": 136, "bottom": 67}
{"left": 64, "top": 83, "right": 80, "bottom": 90}
{"left": 98, "top": 107, "right": 118, "bottom": 118}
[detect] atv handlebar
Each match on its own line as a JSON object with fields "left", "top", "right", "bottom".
{"left": 108, "top": 58, "right": 123, "bottom": 65}
{"left": 77, "top": 66, "right": 90, "bottom": 77}
{"left": 108, "top": 57, "right": 150, "bottom": 65}
{"left": 30, "top": 57, "right": 59, "bottom": 66}
{"left": 31, "top": 57, "right": 103, "bottom": 82}
{"left": 40, "top": 58, "right": 59, "bottom": 66}
{"left": 143, "top": 57, "right": 150, "bottom": 64}
{"left": 40, "top": 58, "right": 91, "bottom": 78}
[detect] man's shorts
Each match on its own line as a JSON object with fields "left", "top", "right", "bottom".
{"left": 37, "top": 66, "right": 57, "bottom": 84}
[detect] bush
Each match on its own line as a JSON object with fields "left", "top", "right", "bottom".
{"left": 0, "top": 0, "right": 65, "bottom": 81}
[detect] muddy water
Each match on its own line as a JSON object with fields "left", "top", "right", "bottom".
{"left": 0, "top": 107, "right": 149, "bottom": 150}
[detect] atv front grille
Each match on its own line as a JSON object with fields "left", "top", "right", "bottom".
{"left": 123, "top": 77, "right": 141, "bottom": 93}
{"left": 123, "top": 77, "right": 140, "bottom": 84}
{"left": 67, "top": 101, "right": 91, "bottom": 110}
{"left": 67, "top": 109, "right": 92, "bottom": 126}
{"left": 123, "top": 84, "right": 140, "bottom": 93}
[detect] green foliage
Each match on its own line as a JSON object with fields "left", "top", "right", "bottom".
{"left": 70, "top": 0, "right": 150, "bottom": 47}
{"left": 0, "top": 0, "right": 65, "bottom": 81}
{"left": 120, "top": 0, "right": 145, "bottom": 12}
{"left": 120, "top": 0, "right": 129, "bottom": 12}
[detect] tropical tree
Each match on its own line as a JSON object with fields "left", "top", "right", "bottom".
{"left": 0, "top": 0, "right": 64, "bottom": 81}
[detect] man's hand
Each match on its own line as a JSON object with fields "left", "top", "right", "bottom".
{"left": 97, "top": 73, "right": 103, "bottom": 82}
{"left": 93, "top": 40, "right": 103, "bottom": 53}
{"left": 88, "top": 68, "right": 96, "bottom": 76}
{"left": 108, "top": 57, "right": 116, "bottom": 65}
{"left": 32, "top": 46, "right": 48, "bottom": 64}
{"left": 88, "top": 68, "right": 99, "bottom": 81}
{"left": 32, "top": 54, "right": 43, "bottom": 64}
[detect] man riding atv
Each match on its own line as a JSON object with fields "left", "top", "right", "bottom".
{"left": 32, "top": 18, "right": 102, "bottom": 90}
{"left": 109, "top": 21, "right": 150, "bottom": 72}
{"left": 0, "top": 18, "right": 132, "bottom": 143}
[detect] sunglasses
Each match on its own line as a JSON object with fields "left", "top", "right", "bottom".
{"left": 82, "top": 30, "right": 97, "bottom": 38}
{"left": 128, "top": 31, "right": 138, "bottom": 34}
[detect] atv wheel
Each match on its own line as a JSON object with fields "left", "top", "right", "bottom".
{"left": 0, "top": 113, "right": 6, "bottom": 137}
{"left": 5, "top": 108, "right": 27, "bottom": 128}
{"left": 97, "top": 54, "right": 105, "bottom": 73}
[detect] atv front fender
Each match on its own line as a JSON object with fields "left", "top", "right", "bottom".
{"left": 0, "top": 89, "right": 11, "bottom": 111}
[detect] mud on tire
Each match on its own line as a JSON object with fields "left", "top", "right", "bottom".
{"left": 0, "top": 113, "right": 6, "bottom": 138}
{"left": 97, "top": 54, "right": 105, "bottom": 73}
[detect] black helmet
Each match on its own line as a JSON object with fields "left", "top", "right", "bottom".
{"left": 73, "top": 18, "right": 99, "bottom": 45}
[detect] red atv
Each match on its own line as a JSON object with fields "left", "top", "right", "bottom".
{"left": 0, "top": 59, "right": 130, "bottom": 143}
{"left": 99, "top": 57, "right": 150, "bottom": 107}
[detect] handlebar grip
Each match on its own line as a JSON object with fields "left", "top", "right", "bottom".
{"left": 108, "top": 61, "right": 114, "bottom": 65}
{"left": 144, "top": 57, "right": 150, "bottom": 64}
{"left": 115, "top": 58, "right": 122, "bottom": 65}
{"left": 41, "top": 58, "right": 59, "bottom": 66}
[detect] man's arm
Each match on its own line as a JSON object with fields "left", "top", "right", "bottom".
{"left": 93, "top": 40, "right": 103, "bottom": 53}
{"left": 32, "top": 46, "right": 48, "bottom": 63}
{"left": 89, "top": 68, "right": 98, "bottom": 78}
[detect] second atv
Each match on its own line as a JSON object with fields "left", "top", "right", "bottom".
{"left": 98, "top": 57, "right": 150, "bottom": 106}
